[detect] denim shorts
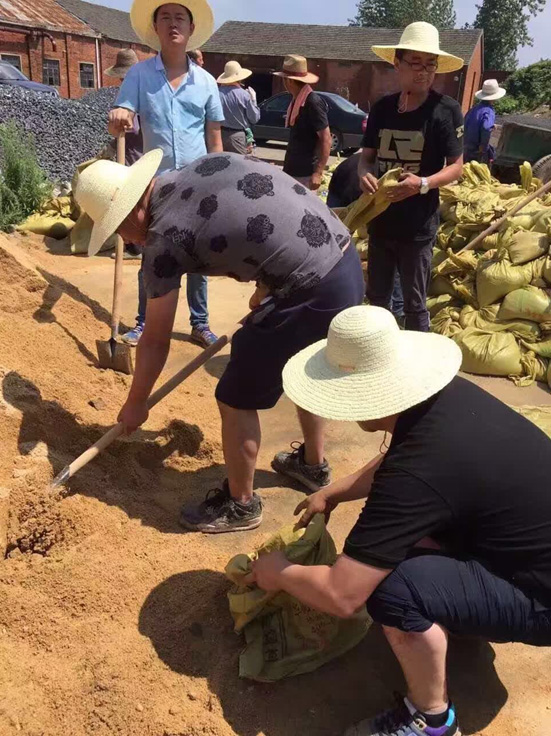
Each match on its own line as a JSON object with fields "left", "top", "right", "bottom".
{"left": 215, "top": 244, "right": 365, "bottom": 410}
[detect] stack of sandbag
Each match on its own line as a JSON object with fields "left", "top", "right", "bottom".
{"left": 429, "top": 162, "right": 551, "bottom": 387}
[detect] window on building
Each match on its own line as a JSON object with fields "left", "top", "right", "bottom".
{"left": 0, "top": 54, "right": 22, "bottom": 71}
{"left": 43, "top": 58, "right": 60, "bottom": 87}
{"left": 79, "top": 62, "right": 95, "bottom": 89}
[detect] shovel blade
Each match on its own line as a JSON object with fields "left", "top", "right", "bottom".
{"left": 96, "top": 339, "right": 134, "bottom": 375}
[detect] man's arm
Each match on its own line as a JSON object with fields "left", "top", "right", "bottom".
{"left": 358, "top": 147, "right": 379, "bottom": 194}
{"left": 205, "top": 121, "right": 223, "bottom": 153}
{"left": 109, "top": 66, "right": 139, "bottom": 136}
{"left": 388, "top": 154, "right": 463, "bottom": 203}
{"left": 310, "top": 127, "right": 332, "bottom": 190}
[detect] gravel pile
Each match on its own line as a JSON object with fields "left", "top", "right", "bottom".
{"left": 0, "top": 85, "right": 117, "bottom": 183}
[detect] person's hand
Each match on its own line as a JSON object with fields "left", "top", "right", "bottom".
{"left": 108, "top": 108, "right": 134, "bottom": 137}
{"left": 249, "top": 551, "right": 290, "bottom": 592}
{"left": 249, "top": 284, "right": 269, "bottom": 310}
{"left": 359, "top": 172, "right": 378, "bottom": 195}
{"left": 387, "top": 173, "right": 422, "bottom": 203}
{"left": 247, "top": 86, "right": 257, "bottom": 102}
{"left": 117, "top": 399, "right": 149, "bottom": 435}
{"left": 310, "top": 171, "right": 323, "bottom": 191}
{"left": 294, "top": 489, "right": 337, "bottom": 529}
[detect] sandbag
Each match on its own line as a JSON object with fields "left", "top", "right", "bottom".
{"left": 16, "top": 212, "right": 75, "bottom": 239}
{"left": 503, "top": 230, "right": 548, "bottom": 265}
{"left": 521, "top": 338, "right": 551, "bottom": 358}
{"left": 434, "top": 249, "right": 478, "bottom": 278}
{"left": 431, "top": 306, "right": 463, "bottom": 338}
{"left": 454, "top": 328, "right": 523, "bottom": 376}
{"left": 498, "top": 286, "right": 551, "bottom": 323}
{"left": 427, "top": 294, "right": 461, "bottom": 318}
{"left": 476, "top": 256, "right": 533, "bottom": 307}
{"left": 512, "top": 351, "right": 549, "bottom": 387}
{"left": 513, "top": 406, "right": 551, "bottom": 439}
{"left": 459, "top": 304, "right": 541, "bottom": 342}
{"left": 342, "top": 168, "right": 402, "bottom": 233}
{"left": 70, "top": 213, "right": 117, "bottom": 254}
{"left": 225, "top": 515, "right": 371, "bottom": 682}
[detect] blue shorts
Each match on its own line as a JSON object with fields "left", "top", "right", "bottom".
{"left": 215, "top": 245, "right": 365, "bottom": 410}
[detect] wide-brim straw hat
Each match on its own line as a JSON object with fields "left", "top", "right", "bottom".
{"left": 105, "top": 48, "right": 139, "bottom": 78}
{"left": 217, "top": 60, "right": 252, "bottom": 85}
{"left": 475, "top": 78, "right": 506, "bottom": 101}
{"left": 131, "top": 0, "right": 214, "bottom": 52}
{"left": 74, "top": 150, "right": 163, "bottom": 257}
{"left": 372, "top": 21, "right": 464, "bottom": 74}
{"left": 273, "top": 54, "right": 319, "bottom": 84}
{"left": 283, "top": 305, "right": 462, "bottom": 422}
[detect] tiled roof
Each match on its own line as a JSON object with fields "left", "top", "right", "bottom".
{"left": 203, "top": 21, "right": 482, "bottom": 65}
{"left": 0, "top": 0, "right": 96, "bottom": 35}
{"left": 56, "top": 0, "right": 144, "bottom": 45}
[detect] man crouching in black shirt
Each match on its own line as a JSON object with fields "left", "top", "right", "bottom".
{"left": 358, "top": 22, "right": 465, "bottom": 332}
{"left": 250, "top": 305, "right": 551, "bottom": 736}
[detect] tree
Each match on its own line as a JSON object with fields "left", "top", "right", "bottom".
{"left": 472, "top": 0, "right": 546, "bottom": 70}
{"left": 350, "top": 0, "right": 457, "bottom": 30}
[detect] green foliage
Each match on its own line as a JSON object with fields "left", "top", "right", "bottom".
{"left": 494, "top": 61, "right": 551, "bottom": 114}
{"left": 472, "top": 0, "right": 545, "bottom": 70}
{"left": 493, "top": 96, "right": 521, "bottom": 115}
{"left": 0, "top": 122, "right": 51, "bottom": 231}
{"left": 350, "top": 0, "right": 456, "bottom": 30}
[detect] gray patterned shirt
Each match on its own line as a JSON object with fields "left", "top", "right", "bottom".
{"left": 142, "top": 153, "right": 349, "bottom": 300}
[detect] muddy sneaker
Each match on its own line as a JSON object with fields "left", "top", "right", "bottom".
{"left": 190, "top": 325, "right": 218, "bottom": 348}
{"left": 344, "top": 698, "right": 461, "bottom": 736}
{"left": 121, "top": 322, "right": 144, "bottom": 346}
{"left": 271, "top": 442, "right": 331, "bottom": 493}
{"left": 179, "top": 480, "right": 263, "bottom": 534}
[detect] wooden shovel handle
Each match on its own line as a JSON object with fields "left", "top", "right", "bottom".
{"left": 111, "top": 133, "right": 126, "bottom": 340}
{"left": 457, "top": 178, "right": 551, "bottom": 254}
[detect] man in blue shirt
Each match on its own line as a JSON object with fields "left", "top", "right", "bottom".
{"left": 108, "top": 1, "right": 224, "bottom": 348}
{"left": 217, "top": 60, "right": 260, "bottom": 154}
{"left": 464, "top": 79, "right": 506, "bottom": 164}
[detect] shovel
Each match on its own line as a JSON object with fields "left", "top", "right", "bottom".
{"left": 51, "top": 317, "right": 245, "bottom": 489}
{"left": 96, "top": 133, "right": 134, "bottom": 375}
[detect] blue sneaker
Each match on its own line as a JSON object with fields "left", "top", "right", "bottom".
{"left": 121, "top": 323, "right": 144, "bottom": 346}
{"left": 344, "top": 698, "right": 461, "bottom": 736}
{"left": 190, "top": 325, "right": 218, "bottom": 348}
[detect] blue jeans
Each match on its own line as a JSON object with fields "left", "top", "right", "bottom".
{"left": 137, "top": 268, "right": 209, "bottom": 328}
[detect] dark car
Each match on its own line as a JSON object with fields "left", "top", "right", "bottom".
{"left": 253, "top": 91, "right": 368, "bottom": 154}
{"left": 0, "top": 61, "right": 59, "bottom": 96}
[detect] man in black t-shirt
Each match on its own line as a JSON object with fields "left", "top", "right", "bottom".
{"left": 358, "top": 22, "right": 465, "bottom": 332}
{"left": 274, "top": 55, "right": 331, "bottom": 191}
{"left": 250, "top": 305, "right": 551, "bottom": 736}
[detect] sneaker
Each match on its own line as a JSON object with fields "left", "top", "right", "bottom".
{"left": 120, "top": 323, "right": 144, "bottom": 346}
{"left": 190, "top": 325, "right": 218, "bottom": 348}
{"left": 179, "top": 480, "right": 263, "bottom": 534}
{"left": 271, "top": 442, "right": 331, "bottom": 493}
{"left": 344, "top": 698, "right": 461, "bottom": 736}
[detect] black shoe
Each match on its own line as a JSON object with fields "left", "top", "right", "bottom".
{"left": 179, "top": 480, "right": 263, "bottom": 534}
{"left": 271, "top": 442, "right": 331, "bottom": 493}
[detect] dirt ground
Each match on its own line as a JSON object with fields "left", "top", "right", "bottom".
{"left": 0, "top": 231, "right": 550, "bottom": 736}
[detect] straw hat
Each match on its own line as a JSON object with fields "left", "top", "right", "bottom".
{"left": 105, "top": 48, "right": 139, "bottom": 79}
{"left": 283, "top": 306, "right": 462, "bottom": 422}
{"left": 130, "top": 0, "right": 214, "bottom": 52}
{"left": 273, "top": 54, "right": 319, "bottom": 84}
{"left": 475, "top": 79, "right": 506, "bottom": 101}
{"left": 217, "top": 60, "right": 252, "bottom": 85}
{"left": 372, "top": 22, "right": 464, "bottom": 74}
{"left": 74, "top": 150, "right": 163, "bottom": 257}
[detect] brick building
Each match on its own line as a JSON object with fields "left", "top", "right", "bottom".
{"left": 202, "top": 22, "right": 484, "bottom": 114}
{"left": 0, "top": 0, "right": 152, "bottom": 99}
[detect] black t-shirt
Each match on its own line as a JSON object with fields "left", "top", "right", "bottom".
{"left": 344, "top": 377, "right": 551, "bottom": 606}
{"left": 362, "top": 90, "right": 464, "bottom": 243}
{"left": 328, "top": 153, "right": 362, "bottom": 207}
{"left": 284, "top": 92, "right": 329, "bottom": 178}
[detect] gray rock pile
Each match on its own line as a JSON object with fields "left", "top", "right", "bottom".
{"left": 0, "top": 85, "right": 119, "bottom": 182}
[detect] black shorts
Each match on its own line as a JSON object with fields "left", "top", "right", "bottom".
{"left": 366, "top": 554, "right": 551, "bottom": 646}
{"left": 215, "top": 245, "right": 365, "bottom": 410}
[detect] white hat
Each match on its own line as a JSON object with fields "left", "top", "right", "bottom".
{"left": 273, "top": 54, "right": 319, "bottom": 85}
{"left": 371, "top": 22, "right": 464, "bottom": 74}
{"left": 74, "top": 151, "right": 163, "bottom": 257}
{"left": 217, "top": 60, "right": 252, "bottom": 85}
{"left": 283, "top": 306, "right": 462, "bottom": 422}
{"left": 131, "top": 0, "right": 214, "bottom": 52}
{"left": 475, "top": 79, "right": 506, "bottom": 101}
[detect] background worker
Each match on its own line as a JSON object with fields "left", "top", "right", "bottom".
{"left": 275, "top": 55, "right": 331, "bottom": 191}
{"left": 187, "top": 48, "right": 204, "bottom": 66}
{"left": 75, "top": 152, "right": 364, "bottom": 534}
{"left": 251, "top": 305, "right": 551, "bottom": 736}
{"left": 108, "top": 0, "right": 224, "bottom": 349}
{"left": 217, "top": 60, "right": 260, "bottom": 154}
{"left": 358, "top": 22, "right": 464, "bottom": 332}
{"left": 464, "top": 79, "right": 506, "bottom": 163}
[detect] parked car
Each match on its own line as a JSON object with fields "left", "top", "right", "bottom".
{"left": 253, "top": 91, "right": 368, "bottom": 154}
{"left": 0, "top": 61, "right": 59, "bottom": 96}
